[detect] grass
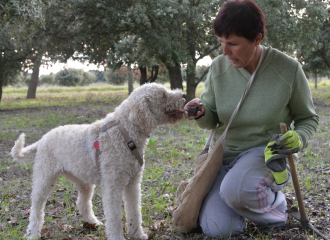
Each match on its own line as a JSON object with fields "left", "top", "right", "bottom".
{"left": 309, "top": 79, "right": 330, "bottom": 105}
{"left": 0, "top": 80, "right": 329, "bottom": 239}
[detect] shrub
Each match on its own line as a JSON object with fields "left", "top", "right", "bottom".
{"left": 55, "top": 68, "right": 94, "bottom": 86}
{"left": 104, "top": 69, "right": 127, "bottom": 85}
{"left": 40, "top": 74, "right": 55, "bottom": 85}
{"left": 10, "top": 72, "right": 31, "bottom": 87}
{"left": 55, "top": 68, "right": 84, "bottom": 86}
{"left": 89, "top": 70, "right": 106, "bottom": 82}
{"left": 79, "top": 72, "right": 96, "bottom": 86}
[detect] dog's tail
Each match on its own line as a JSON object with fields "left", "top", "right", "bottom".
{"left": 11, "top": 133, "right": 39, "bottom": 162}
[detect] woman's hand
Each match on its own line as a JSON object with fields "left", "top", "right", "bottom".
{"left": 184, "top": 98, "right": 205, "bottom": 120}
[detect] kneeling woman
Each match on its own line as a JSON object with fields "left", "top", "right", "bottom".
{"left": 184, "top": 0, "right": 319, "bottom": 237}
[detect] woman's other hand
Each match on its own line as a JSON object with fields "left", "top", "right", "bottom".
{"left": 184, "top": 98, "right": 205, "bottom": 120}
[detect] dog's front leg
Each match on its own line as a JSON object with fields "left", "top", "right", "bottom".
{"left": 101, "top": 178, "right": 127, "bottom": 240}
{"left": 123, "top": 168, "right": 148, "bottom": 239}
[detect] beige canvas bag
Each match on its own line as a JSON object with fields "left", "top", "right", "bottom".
{"left": 173, "top": 46, "right": 268, "bottom": 232}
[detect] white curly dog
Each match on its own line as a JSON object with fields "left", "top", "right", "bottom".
{"left": 11, "top": 83, "right": 186, "bottom": 240}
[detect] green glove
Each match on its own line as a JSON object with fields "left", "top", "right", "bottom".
{"left": 274, "top": 130, "right": 302, "bottom": 154}
{"left": 265, "top": 134, "right": 289, "bottom": 185}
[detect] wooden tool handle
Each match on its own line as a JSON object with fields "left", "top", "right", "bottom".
{"left": 280, "top": 123, "right": 309, "bottom": 225}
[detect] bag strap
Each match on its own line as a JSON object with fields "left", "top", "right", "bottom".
{"left": 200, "top": 46, "right": 268, "bottom": 154}
{"left": 219, "top": 46, "right": 268, "bottom": 145}
{"left": 199, "top": 128, "right": 215, "bottom": 155}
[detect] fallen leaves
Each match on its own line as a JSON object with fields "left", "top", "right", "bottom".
{"left": 48, "top": 207, "right": 64, "bottom": 218}
{"left": 7, "top": 217, "right": 18, "bottom": 226}
{"left": 21, "top": 208, "right": 31, "bottom": 219}
{"left": 41, "top": 226, "right": 51, "bottom": 239}
{"left": 151, "top": 220, "right": 166, "bottom": 231}
{"left": 56, "top": 222, "right": 74, "bottom": 233}
{"left": 82, "top": 222, "right": 99, "bottom": 231}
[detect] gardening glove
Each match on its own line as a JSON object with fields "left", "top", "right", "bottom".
{"left": 264, "top": 134, "right": 290, "bottom": 185}
{"left": 272, "top": 130, "right": 302, "bottom": 154}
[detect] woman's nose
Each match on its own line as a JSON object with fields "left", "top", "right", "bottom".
{"left": 222, "top": 44, "right": 229, "bottom": 56}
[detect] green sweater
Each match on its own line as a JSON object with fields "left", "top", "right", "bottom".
{"left": 196, "top": 46, "right": 319, "bottom": 165}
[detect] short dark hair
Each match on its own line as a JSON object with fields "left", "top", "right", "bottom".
{"left": 214, "top": 0, "right": 265, "bottom": 41}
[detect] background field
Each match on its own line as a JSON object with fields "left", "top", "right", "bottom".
{"left": 0, "top": 81, "right": 330, "bottom": 240}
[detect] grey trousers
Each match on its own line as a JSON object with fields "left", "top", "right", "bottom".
{"left": 199, "top": 146, "right": 291, "bottom": 238}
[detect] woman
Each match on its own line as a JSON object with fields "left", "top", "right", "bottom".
{"left": 184, "top": 0, "right": 319, "bottom": 238}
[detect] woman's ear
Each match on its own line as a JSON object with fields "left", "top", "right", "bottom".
{"left": 255, "top": 33, "right": 263, "bottom": 45}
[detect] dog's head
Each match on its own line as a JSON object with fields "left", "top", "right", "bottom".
{"left": 127, "top": 83, "right": 186, "bottom": 130}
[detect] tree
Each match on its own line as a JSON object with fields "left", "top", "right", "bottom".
{"left": 68, "top": 0, "right": 137, "bottom": 65}
{"left": 183, "top": 0, "right": 222, "bottom": 101}
{"left": 307, "top": 6, "right": 330, "bottom": 72}
{"left": 0, "top": 31, "right": 26, "bottom": 101}
{"left": 0, "top": 0, "right": 44, "bottom": 102}
{"left": 84, "top": 0, "right": 328, "bottom": 101}
{"left": 106, "top": 34, "right": 161, "bottom": 88}
{"left": 257, "top": 0, "right": 328, "bottom": 81}
{"left": 131, "top": 0, "right": 188, "bottom": 90}
{"left": 113, "top": 0, "right": 221, "bottom": 100}
{"left": 25, "top": 0, "right": 79, "bottom": 99}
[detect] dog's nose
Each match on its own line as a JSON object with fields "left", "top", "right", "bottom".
{"left": 182, "top": 94, "right": 187, "bottom": 99}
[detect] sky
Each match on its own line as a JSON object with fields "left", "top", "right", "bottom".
{"left": 39, "top": 58, "right": 105, "bottom": 76}
{"left": 38, "top": 55, "right": 213, "bottom": 76}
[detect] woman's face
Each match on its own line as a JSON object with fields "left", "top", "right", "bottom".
{"left": 218, "top": 33, "right": 262, "bottom": 73}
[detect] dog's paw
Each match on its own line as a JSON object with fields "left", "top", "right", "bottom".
{"left": 95, "top": 220, "right": 103, "bottom": 226}
{"left": 133, "top": 232, "right": 148, "bottom": 239}
{"left": 24, "top": 234, "right": 40, "bottom": 240}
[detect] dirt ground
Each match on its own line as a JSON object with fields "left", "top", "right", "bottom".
{"left": 0, "top": 102, "right": 329, "bottom": 240}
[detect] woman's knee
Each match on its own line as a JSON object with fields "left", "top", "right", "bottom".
{"left": 219, "top": 178, "right": 241, "bottom": 209}
{"left": 200, "top": 214, "right": 245, "bottom": 238}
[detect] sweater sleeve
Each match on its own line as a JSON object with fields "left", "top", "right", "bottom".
{"left": 289, "top": 63, "right": 319, "bottom": 149}
{"left": 195, "top": 64, "right": 219, "bottom": 129}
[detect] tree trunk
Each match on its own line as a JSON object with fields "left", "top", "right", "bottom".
{"left": 159, "top": 55, "right": 183, "bottom": 90}
{"left": 185, "top": 19, "right": 198, "bottom": 102}
{"left": 319, "top": 48, "right": 330, "bottom": 71}
{"left": 0, "top": 77, "right": 3, "bottom": 103}
{"left": 147, "top": 65, "right": 159, "bottom": 83}
{"left": 128, "top": 64, "right": 134, "bottom": 94}
{"left": 186, "top": 62, "right": 197, "bottom": 102}
{"left": 139, "top": 66, "right": 147, "bottom": 85}
{"left": 315, "top": 73, "right": 317, "bottom": 89}
{"left": 166, "top": 62, "right": 183, "bottom": 90}
{"left": 27, "top": 54, "right": 43, "bottom": 99}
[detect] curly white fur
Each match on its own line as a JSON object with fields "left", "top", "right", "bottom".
{"left": 11, "top": 83, "right": 186, "bottom": 240}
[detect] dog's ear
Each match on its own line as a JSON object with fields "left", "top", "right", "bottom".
{"left": 128, "top": 96, "right": 158, "bottom": 130}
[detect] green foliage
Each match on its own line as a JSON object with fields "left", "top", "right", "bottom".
{"left": 9, "top": 72, "right": 32, "bottom": 87}
{"left": 40, "top": 74, "right": 55, "bottom": 85}
{"left": 54, "top": 68, "right": 95, "bottom": 87}
{"left": 104, "top": 69, "right": 127, "bottom": 85}
{"left": 80, "top": 72, "right": 96, "bottom": 86}
{"left": 181, "top": 65, "right": 209, "bottom": 83}
{"left": 0, "top": 30, "right": 26, "bottom": 89}
{"left": 151, "top": 66, "right": 170, "bottom": 84}
{"left": 55, "top": 68, "right": 84, "bottom": 86}
{"left": 89, "top": 70, "right": 106, "bottom": 82}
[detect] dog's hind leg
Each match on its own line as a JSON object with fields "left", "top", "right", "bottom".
{"left": 26, "top": 166, "right": 59, "bottom": 239}
{"left": 123, "top": 168, "right": 148, "bottom": 239}
{"left": 63, "top": 172, "right": 102, "bottom": 225}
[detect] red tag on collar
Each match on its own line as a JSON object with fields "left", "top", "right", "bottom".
{"left": 94, "top": 141, "right": 100, "bottom": 149}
